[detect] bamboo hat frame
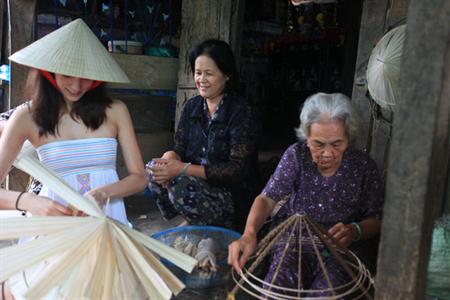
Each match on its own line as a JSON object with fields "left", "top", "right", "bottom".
{"left": 9, "top": 18, "right": 130, "bottom": 83}
{"left": 228, "top": 214, "right": 375, "bottom": 300}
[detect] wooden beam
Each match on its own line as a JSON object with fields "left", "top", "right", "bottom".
{"left": 375, "top": 0, "right": 450, "bottom": 299}
{"left": 340, "top": 0, "right": 362, "bottom": 96}
{"left": 444, "top": 160, "right": 450, "bottom": 215}
{"left": 351, "top": 0, "right": 389, "bottom": 149}
{"left": 7, "top": 0, "right": 37, "bottom": 191}
{"left": 106, "top": 54, "right": 178, "bottom": 90}
{"left": 8, "top": 0, "right": 37, "bottom": 108}
{"left": 175, "top": 0, "right": 245, "bottom": 126}
{"left": 109, "top": 94, "right": 173, "bottom": 133}
{"left": 0, "top": 0, "right": 4, "bottom": 64}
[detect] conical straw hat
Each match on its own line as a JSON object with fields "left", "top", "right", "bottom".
{"left": 366, "top": 25, "right": 406, "bottom": 108}
{"left": 9, "top": 18, "right": 129, "bottom": 83}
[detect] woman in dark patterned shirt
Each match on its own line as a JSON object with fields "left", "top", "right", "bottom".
{"left": 147, "top": 39, "right": 260, "bottom": 231}
{"left": 228, "top": 93, "right": 383, "bottom": 297}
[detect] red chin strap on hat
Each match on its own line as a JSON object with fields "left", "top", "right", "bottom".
{"left": 39, "top": 70, "right": 103, "bottom": 92}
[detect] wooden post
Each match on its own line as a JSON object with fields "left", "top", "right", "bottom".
{"left": 6, "top": 0, "right": 37, "bottom": 191}
{"left": 175, "top": 0, "right": 245, "bottom": 127}
{"left": 375, "top": 0, "right": 450, "bottom": 299}
{"left": 444, "top": 162, "right": 450, "bottom": 215}
{"left": 351, "top": 0, "right": 389, "bottom": 150}
{"left": 0, "top": 0, "right": 4, "bottom": 64}
{"left": 8, "top": 0, "right": 37, "bottom": 108}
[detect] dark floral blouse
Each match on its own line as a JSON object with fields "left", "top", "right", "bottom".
{"left": 174, "top": 93, "right": 261, "bottom": 229}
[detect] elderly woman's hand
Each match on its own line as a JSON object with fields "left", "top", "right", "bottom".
{"left": 328, "top": 222, "right": 358, "bottom": 248}
{"left": 228, "top": 234, "right": 257, "bottom": 272}
{"left": 150, "top": 158, "right": 185, "bottom": 184}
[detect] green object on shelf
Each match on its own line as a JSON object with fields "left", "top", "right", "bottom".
{"left": 145, "top": 47, "right": 176, "bottom": 57}
{"left": 426, "top": 215, "right": 450, "bottom": 300}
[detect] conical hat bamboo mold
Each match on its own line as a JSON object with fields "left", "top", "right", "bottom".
{"left": 228, "top": 214, "right": 375, "bottom": 300}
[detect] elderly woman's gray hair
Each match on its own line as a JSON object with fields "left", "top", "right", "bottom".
{"left": 295, "top": 93, "right": 359, "bottom": 141}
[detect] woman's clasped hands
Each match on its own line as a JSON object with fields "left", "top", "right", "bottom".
{"left": 148, "top": 158, "right": 185, "bottom": 186}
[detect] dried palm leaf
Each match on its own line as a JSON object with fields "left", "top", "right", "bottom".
{"left": 0, "top": 143, "right": 197, "bottom": 299}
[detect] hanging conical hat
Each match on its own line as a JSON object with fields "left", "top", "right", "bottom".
{"left": 366, "top": 25, "right": 406, "bottom": 108}
{"left": 9, "top": 18, "right": 129, "bottom": 83}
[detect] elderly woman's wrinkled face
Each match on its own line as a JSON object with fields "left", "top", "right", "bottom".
{"left": 194, "top": 54, "right": 229, "bottom": 102}
{"left": 307, "top": 118, "right": 349, "bottom": 175}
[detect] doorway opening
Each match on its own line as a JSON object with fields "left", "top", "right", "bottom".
{"left": 239, "top": 0, "right": 363, "bottom": 182}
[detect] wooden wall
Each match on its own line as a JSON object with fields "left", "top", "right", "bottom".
{"left": 106, "top": 53, "right": 178, "bottom": 177}
{"left": 374, "top": 0, "right": 450, "bottom": 298}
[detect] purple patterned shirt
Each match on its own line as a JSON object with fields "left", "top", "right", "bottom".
{"left": 262, "top": 141, "right": 383, "bottom": 228}
{"left": 261, "top": 142, "right": 383, "bottom": 290}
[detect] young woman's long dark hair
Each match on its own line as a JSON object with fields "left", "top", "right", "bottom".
{"left": 24, "top": 70, "right": 113, "bottom": 137}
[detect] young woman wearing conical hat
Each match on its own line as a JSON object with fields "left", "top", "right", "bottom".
{"left": 0, "top": 19, "right": 147, "bottom": 299}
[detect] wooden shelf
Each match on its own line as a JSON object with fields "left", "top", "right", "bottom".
{"left": 106, "top": 53, "right": 179, "bottom": 90}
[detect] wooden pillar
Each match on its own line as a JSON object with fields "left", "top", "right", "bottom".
{"left": 444, "top": 161, "right": 450, "bottom": 215}
{"left": 0, "top": 0, "right": 4, "bottom": 64}
{"left": 8, "top": 0, "right": 37, "bottom": 108}
{"left": 6, "top": 0, "right": 37, "bottom": 191}
{"left": 175, "top": 0, "right": 245, "bottom": 126}
{"left": 375, "top": 0, "right": 450, "bottom": 299}
{"left": 351, "top": 0, "right": 389, "bottom": 150}
{"left": 340, "top": 0, "right": 362, "bottom": 97}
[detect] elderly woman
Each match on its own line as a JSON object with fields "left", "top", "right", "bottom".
{"left": 147, "top": 39, "right": 260, "bottom": 231}
{"left": 228, "top": 93, "right": 383, "bottom": 296}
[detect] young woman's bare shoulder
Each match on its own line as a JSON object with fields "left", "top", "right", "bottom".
{"left": 4, "top": 102, "right": 37, "bottom": 139}
{"left": 109, "top": 99, "right": 130, "bottom": 115}
{"left": 10, "top": 102, "right": 34, "bottom": 122}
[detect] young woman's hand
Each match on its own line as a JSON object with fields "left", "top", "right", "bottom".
{"left": 84, "top": 189, "right": 109, "bottom": 209}
{"left": 21, "top": 192, "right": 74, "bottom": 216}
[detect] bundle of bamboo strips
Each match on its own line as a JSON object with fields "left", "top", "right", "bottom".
{"left": 0, "top": 142, "right": 197, "bottom": 299}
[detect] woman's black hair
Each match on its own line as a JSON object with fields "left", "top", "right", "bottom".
{"left": 189, "top": 39, "right": 239, "bottom": 92}
{"left": 25, "top": 71, "right": 112, "bottom": 137}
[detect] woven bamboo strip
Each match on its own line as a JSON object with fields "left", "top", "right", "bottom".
{"left": 83, "top": 226, "right": 111, "bottom": 299}
{"left": 109, "top": 228, "right": 142, "bottom": 299}
{"left": 23, "top": 221, "right": 105, "bottom": 299}
{"left": 126, "top": 231, "right": 186, "bottom": 295}
{"left": 0, "top": 216, "right": 95, "bottom": 240}
{"left": 0, "top": 219, "right": 103, "bottom": 281}
{"left": 116, "top": 221, "right": 198, "bottom": 273}
{"left": 111, "top": 222, "right": 172, "bottom": 300}
{"left": 13, "top": 143, "right": 102, "bottom": 217}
